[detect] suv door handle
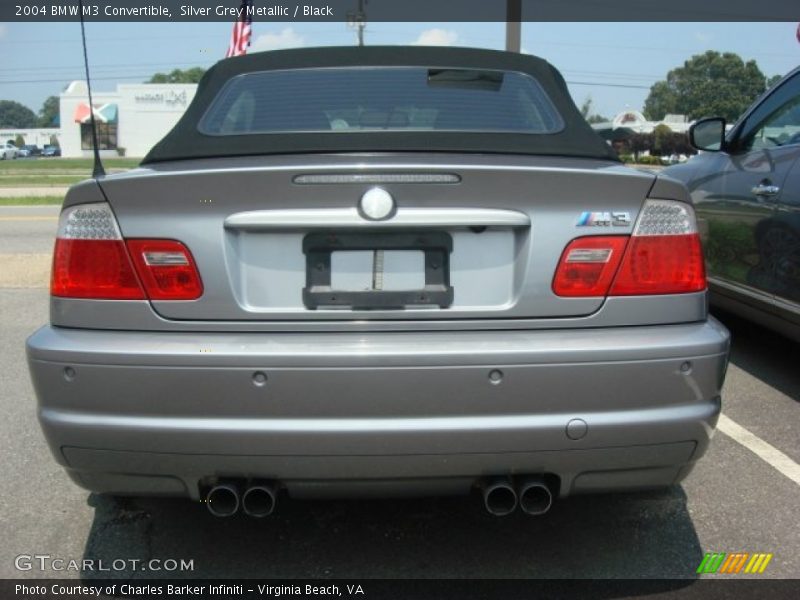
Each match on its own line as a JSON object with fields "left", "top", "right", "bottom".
{"left": 751, "top": 183, "right": 780, "bottom": 197}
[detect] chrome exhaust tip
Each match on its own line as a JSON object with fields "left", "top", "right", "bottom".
{"left": 206, "top": 483, "right": 240, "bottom": 517}
{"left": 517, "top": 477, "right": 553, "bottom": 516}
{"left": 482, "top": 477, "right": 518, "bottom": 516}
{"left": 242, "top": 483, "right": 277, "bottom": 518}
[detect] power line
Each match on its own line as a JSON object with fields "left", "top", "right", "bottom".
{"left": 0, "top": 68, "right": 773, "bottom": 90}
{"left": 567, "top": 80, "right": 651, "bottom": 90}
{"left": 0, "top": 60, "right": 216, "bottom": 73}
{"left": 497, "top": 36, "right": 800, "bottom": 59}
{"left": 0, "top": 75, "right": 652, "bottom": 88}
{"left": 0, "top": 62, "right": 665, "bottom": 83}
{"left": 0, "top": 75, "right": 158, "bottom": 85}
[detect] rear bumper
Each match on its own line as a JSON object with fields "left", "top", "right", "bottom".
{"left": 26, "top": 319, "right": 730, "bottom": 499}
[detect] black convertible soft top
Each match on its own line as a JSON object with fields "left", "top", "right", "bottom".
{"left": 142, "top": 46, "right": 618, "bottom": 164}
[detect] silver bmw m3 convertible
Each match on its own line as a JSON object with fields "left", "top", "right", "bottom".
{"left": 27, "top": 47, "right": 730, "bottom": 518}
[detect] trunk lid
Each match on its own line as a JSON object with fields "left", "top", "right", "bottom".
{"left": 99, "top": 153, "right": 655, "bottom": 322}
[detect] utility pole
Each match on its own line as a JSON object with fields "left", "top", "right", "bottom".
{"left": 506, "top": 0, "right": 521, "bottom": 52}
{"left": 347, "top": 0, "right": 367, "bottom": 47}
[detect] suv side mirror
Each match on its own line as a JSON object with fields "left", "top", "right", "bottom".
{"left": 689, "top": 117, "right": 727, "bottom": 152}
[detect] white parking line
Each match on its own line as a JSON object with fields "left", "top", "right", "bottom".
{"left": 717, "top": 413, "right": 800, "bottom": 486}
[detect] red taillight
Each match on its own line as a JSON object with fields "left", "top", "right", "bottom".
{"left": 126, "top": 239, "right": 203, "bottom": 300}
{"left": 553, "top": 199, "right": 707, "bottom": 298}
{"left": 51, "top": 238, "right": 145, "bottom": 299}
{"left": 609, "top": 233, "right": 705, "bottom": 295}
{"left": 51, "top": 203, "right": 202, "bottom": 301}
{"left": 552, "top": 236, "right": 628, "bottom": 297}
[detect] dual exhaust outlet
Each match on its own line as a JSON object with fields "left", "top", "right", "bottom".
{"left": 206, "top": 481, "right": 277, "bottom": 518}
{"left": 206, "top": 476, "right": 554, "bottom": 517}
{"left": 482, "top": 476, "right": 554, "bottom": 516}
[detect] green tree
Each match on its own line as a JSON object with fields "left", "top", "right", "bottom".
{"left": 643, "top": 81, "right": 678, "bottom": 120}
{"left": 0, "top": 100, "right": 37, "bottom": 128}
{"left": 37, "top": 96, "right": 60, "bottom": 127}
{"left": 643, "top": 51, "right": 767, "bottom": 122}
{"left": 579, "top": 96, "right": 608, "bottom": 124}
{"left": 14, "top": 134, "right": 25, "bottom": 147}
{"left": 628, "top": 132, "right": 651, "bottom": 161}
{"left": 579, "top": 97, "right": 592, "bottom": 118}
{"left": 651, "top": 124, "right": 673, "bottom": 156}
{"left": 766, "top": 74, "right": 783, "bottom": 89}
{"left": 148, "top": 67, "right": 206, "bottom": 84}
{"left": 670, "top": 131, "right": 694, "bottom": 156}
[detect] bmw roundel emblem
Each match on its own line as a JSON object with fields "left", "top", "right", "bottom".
{"left": 359, "top": 187, "right": 396, "bottom": 221}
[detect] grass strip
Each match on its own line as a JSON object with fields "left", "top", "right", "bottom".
{"left": 0, "top": 196, "right": 63, "bottom": 206}
{"left": 0, "top": 157, "right": 140, "bottom": 171}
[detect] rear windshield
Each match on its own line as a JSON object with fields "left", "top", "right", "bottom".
{"left": 198, "top": 67, "right": 564, "bottom": 136}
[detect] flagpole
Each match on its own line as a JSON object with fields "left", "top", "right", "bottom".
{"left": 347, "top": 0, "right": 367, "bottom": 47}
{"left": 506, "top": 0, "right": 521, "bottom": 53}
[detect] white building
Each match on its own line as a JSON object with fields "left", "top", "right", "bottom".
{"left": 603, "top": 110, "right": 692, "bottom": 134}
{"left": 0, "top": 128, "right": 60, "bottom": 149}
{"left": 59, "top": 81, "right": 198, "bottom": 158}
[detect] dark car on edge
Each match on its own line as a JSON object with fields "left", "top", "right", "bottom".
{"left": 665, "top": 67, "right": 800, "bottom": 341}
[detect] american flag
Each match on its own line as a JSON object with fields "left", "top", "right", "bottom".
{"left": 226, "top": 0, "right": 253, "bottom": 58}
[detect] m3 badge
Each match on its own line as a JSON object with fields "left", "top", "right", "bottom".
{"left": 577, "top": 211, "right": 631, "bottom": 227}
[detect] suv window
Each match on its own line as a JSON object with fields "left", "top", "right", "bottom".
{"left": 199, "top": 67, "right": 564, "bottom": 136}
{"left": 738, "top": 73, "right": 800, "bottom": 152}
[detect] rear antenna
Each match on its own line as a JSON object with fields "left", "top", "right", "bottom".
{"left": 78, "top": 0, "right": 105, "bottom": 178}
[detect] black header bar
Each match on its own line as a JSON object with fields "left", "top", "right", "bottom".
{"left": 2, "top": 0, "right": 799, "bottom": 22}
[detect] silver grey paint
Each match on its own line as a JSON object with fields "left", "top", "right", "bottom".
{"left": 224, "top": 206, "right": 531, "bottom": 229}
{"left": 31, "top": 151, "right": 730, "bottom": 501}
{"left": 29, "top": 320, "right": 727, "bottom": 498}
{"left": 28, "top": 319, "right": 728, "bottom": 367}
{"left": 64, "top": 443, "right": 698, "bottom": 499}
{"left": 50, "top": 292, "right": 708, "bottom": 332}
{"left": 73, "top": 154, "right": 665, "bottom": 321}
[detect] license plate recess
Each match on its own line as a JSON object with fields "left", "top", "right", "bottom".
{"left": 302, "top": 231, "right": 454, "bottom": 309}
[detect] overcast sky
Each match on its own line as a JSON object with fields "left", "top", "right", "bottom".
{"left": 1, "top": 21, "right": 798, "bottom": 118}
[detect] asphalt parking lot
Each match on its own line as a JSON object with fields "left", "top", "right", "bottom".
{"left": 1, "top": 206, "right": 798, "bottom": 581}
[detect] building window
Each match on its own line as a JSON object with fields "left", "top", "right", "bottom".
{"left": 80, "top": 123, "right": 117, "bottom": 150}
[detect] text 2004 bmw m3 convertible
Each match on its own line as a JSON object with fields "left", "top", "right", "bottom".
{"left": 26, "top": 47, "right": 730, "bottom": 518}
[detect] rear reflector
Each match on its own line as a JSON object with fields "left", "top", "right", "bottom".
{"left": 51, "top": 204, "right": 144, "bottom": 299}
{"left": 553, "top": 236, "right": 628, "bottom": 297}
{"left": 52, "top": 238, "right": 145, "bottom": 299}
{"left": 127, "top": 239, "right": 203, "bottom": 300}
{"left": 553, "top": 199, "right": 706, "bottom": 297}
{"left": 51, "top": 203, "right": 203, "bottom": 301}
{"left": 609, "top": 200, "right": 705, "bottom": 295}
{"left": 609, "top": 234, "right": 705, "bottom": 295}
